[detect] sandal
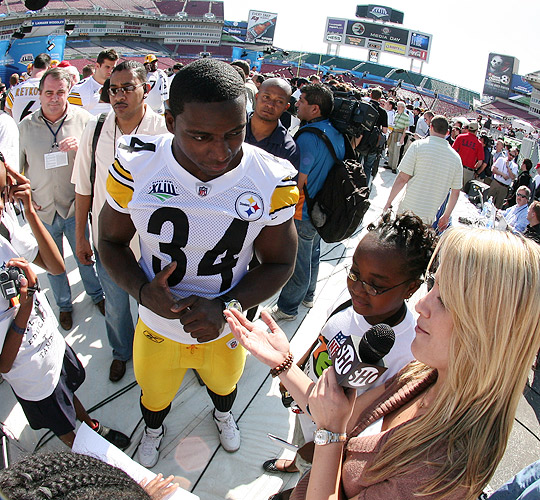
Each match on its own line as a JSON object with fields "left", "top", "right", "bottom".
{"left": 263, "top": 458, "right": 299, "bottom": 473}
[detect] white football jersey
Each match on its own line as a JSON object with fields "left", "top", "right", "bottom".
{"left": 6, "top": 78, "right": 41, "bottom": 123}
{"left": 68, "top": 76, "right": 102, "bottom": 113}
{"left": 145, "top": 69, "right": 169, "bottom": 115}
{"left": 107, "top": 135, "right": 298, "bottom": 343}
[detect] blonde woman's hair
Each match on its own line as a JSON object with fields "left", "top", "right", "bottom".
{"left": 367, "top": 227, "right": 540, "bottom": 499}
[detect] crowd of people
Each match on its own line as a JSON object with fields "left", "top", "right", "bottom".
{"left": 0, "top": 49, "right": 539, "bottom": 500}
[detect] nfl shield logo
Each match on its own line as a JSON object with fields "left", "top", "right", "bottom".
{"left": 197, "top": 185, "right": 209, "bottom": 197}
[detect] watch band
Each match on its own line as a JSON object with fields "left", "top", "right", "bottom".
{"left": 314, "top": 428, "right": 347, "bottom": 445}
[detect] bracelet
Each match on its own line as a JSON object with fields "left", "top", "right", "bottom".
{"left": 138, "top": 282, "right": 149, "bottom": 306}
{"left": 10, "top": 321, "right": 26, "bottom": 335}
{"left": 270, "top": 352, "right": 294, "bottom": 378}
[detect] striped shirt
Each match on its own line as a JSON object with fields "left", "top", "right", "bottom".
{"left": 398, "top": 136, "right": 463, "bottom": 224}
{"left": 393, "top": 111, "right": 410, "bottom": 132}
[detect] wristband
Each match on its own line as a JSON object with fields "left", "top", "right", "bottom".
{"left": 270, "top": 352, "right": 294, "bottom": 378}
{"left": 138, "top": 282, "right": 149, "bottom": 306}
{"left": 10, "top": 322, "right": 26, "bottom": 336}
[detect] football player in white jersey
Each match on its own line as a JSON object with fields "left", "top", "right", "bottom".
{"left": 144, "top": 54, "right": 169, "bottom": 115}
{"left": 68, "top": 49, "right": 118, "bottom": 114}
{"left": 5, "top": 53, "right": 50, "bottom": 123}
{"left": 99, "top": 58, "right": 299, "bottom": 468}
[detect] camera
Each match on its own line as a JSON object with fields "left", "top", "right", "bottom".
{"left": 330, "top": 91, "right": 379, "bottom": 137}
{"left": 0, "top": 266, "right": 26, "bottom": 300}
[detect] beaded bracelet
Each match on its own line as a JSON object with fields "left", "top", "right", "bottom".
{"left": 138, "top": 282, "right": 149, "bottom": 306}
{"left": 270, "top": 352, "right": 294, "bottom": 378}
{"left": 10, "top": 322, "right": 26, "bottom": 336}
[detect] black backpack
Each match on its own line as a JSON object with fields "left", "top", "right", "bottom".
{"left": 294, "top": 127, "right": 370, "bottom": 243}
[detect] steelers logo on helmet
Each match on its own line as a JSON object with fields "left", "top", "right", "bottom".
{"left": 235, "top": 192, "right": 264, "bottom": 221}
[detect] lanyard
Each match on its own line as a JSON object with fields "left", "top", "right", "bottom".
{"left": 43, "top": 115, "right": 67, "bottom": 149}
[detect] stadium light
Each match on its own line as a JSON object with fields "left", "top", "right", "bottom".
{"left": 47, "top": 40, "right": 55, "bottom": 51}
{"left": 24, "top": 0, "right": 49, "bottom": 11}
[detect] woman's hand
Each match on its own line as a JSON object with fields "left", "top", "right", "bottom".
{"left": 224, "top": 309, "right": 290, "bottom": 368}
{"left": 308, "top": 367, "right": 356, "bottom": 434}
{"left": 139, "top": 473, "right": 179, "bottom": 500}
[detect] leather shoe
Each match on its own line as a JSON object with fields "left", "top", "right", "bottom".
{"left": 92, "top": 419, "right": 130, "bottom": 450}
{"left": 59, "top": 311, "right": 73, "bottom": 331}
{"left": 109, "top": 359, "right": 126, "bottom": 382}
{"left": 263, "top": 458, "right": 298, "bottom": 473}
{"left": 97, "top": 298, "right": 106, "bottom": 316}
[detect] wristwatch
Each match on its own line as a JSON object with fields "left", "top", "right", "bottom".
{"left": 313, "top": 429, "right": 347, "bottom": 445}
{"left": 218, "top": 294, "right": 243, "bottom": 316}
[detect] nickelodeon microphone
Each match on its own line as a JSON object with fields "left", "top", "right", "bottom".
{"left": 330, "top": 324, "right": 395, "bottom": 389}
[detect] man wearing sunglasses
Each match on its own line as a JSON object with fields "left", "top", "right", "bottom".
{"left": 487, "top": 147, "right": 518, "bottom": 208}
{"left": 499, "top": 186, "right": 530, "bottom": 233}
{"left": 72, "top": 61, "right": 168, "bottom": 382}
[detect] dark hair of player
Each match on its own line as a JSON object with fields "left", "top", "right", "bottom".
{"left": 33, "top": 53, "right": 51, "bottom": 70}
{"left": 168, "top": 58, "right": 246, "bottom": 117}
{"left": 97, "top": 49, "right": 119, "bottom": 65}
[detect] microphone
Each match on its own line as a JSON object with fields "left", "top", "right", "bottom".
{"left": 330, "top": 324, "right": 395, "bottom": 389}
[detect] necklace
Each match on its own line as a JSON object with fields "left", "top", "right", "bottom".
{"left": 114, "top": 107, "right": 146, "bottom": 144}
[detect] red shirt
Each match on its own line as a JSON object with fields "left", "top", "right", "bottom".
{"left": 452, "top": 132, "right": 484, "bottom": 169}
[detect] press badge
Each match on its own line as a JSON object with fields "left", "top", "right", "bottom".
{"left": 44, "top": 151, "right": 68, "bottom": 169}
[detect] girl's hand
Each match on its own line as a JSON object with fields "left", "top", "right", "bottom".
{"left": 5, "top": 165, "right": 33, "bottom": 213}
{"left": 139, "top": 473, "right": 179, "bottom": 500}
{"left": 225, "top": 309, "right": 290, "bottom": 368}
{"left": 307, "top": 367, "right": 356, "bottom": 434}
{"left": 6, "top": 257, "right": 37, "bottom": 306}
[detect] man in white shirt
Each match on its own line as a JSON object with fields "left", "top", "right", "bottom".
{"left": 5, "top": 53, "right": 50, "bottom": 123}
{"left": 488, "top": 148, "right": 518, "bottom": 208}
{"left": 144, "top": 54, "right": 169, "bottom": 115}
{"left": 72, "top": 61, "right": 168, "bottom": 382}
{"left": 68, "top": 49, "right": 118, "bottom": 114}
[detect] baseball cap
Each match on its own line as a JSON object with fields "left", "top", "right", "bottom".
{"left": 145, "top": 54, "right": 158, "bottom": 64}
{"left": 467, "top": 121, "right": 479, "bottom": 132}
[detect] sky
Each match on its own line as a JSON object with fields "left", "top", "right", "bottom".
{"left": 223, "top": 0, "right": 540, "bottom": 94}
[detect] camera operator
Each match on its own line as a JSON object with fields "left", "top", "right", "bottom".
{"left": 355, "top": 87, "right": 387, "bottom": 186}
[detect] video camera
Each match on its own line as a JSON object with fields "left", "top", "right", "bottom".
{"left": 330, "top": 91, "right": 379, "bottom": 137}
{"left": 0, "top": 266, "right": 26, "bottom": 300}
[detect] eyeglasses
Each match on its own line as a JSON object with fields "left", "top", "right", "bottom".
{"left": 347, "top": 268, "right": 412, "bottom": 296}
{"left": 108, "top": 83, "right": 145, "bottom": 96}
{"left": 516, "top": 193, "right": 528, "bottom": 199}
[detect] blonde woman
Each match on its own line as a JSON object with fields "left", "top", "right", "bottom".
{"left": 225, "top": 228, "right": 540, "bottom": 500}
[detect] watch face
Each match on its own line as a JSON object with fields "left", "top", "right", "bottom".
{"left": 314, "top": 429, "right": 330, "bottom": 445}
{"left": 226, "top": 299, "right": 242, "bottom": 313}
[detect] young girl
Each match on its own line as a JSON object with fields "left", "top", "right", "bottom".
{"left": 0, "top": 158, "right": 129, "bottom": 449}
{"left": 263, "top": 212, "right": 436, "bottom": 482}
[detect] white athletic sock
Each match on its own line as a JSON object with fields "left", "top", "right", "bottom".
{"left": 146, "top": 425, "right": 163, "bottom": 436}
{"left": 214, "top": 409, "right": 230, "bottom": 420}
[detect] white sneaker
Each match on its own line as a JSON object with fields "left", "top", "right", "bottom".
{"left": 213, "top": 410, "right": 240, "bottom": 452}
{"left": 302, "top": 299, "right": 314, "bottom": 308}
{"left": 138, "top": 425, "right": 165, "bottom": 468}
{"left": 268, "top": 304, "right": 297, "bottom": 322}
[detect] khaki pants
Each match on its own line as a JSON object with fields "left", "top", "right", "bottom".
{"left": 387, "top": 130, "right": 404, "bottom": 171}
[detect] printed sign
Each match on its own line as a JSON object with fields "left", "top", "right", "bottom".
{"left": 246, "top": 10, "right": 277, "bottom": 45}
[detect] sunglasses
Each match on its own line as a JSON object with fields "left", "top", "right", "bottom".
{"left": 108, "top": 82, "right": 146, "bottom": 96}
{"left": 516, "top": 193, "right": 528, "bottom": 199}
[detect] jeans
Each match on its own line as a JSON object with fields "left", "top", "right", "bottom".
{"left": 360, "top": 151, "right": 379, "bottom": 186}
{"left": 95, "top": 249, "right": 134, "bottom": 361}
{"left": 43, "top": 213, "right": 103, "bottom": 312}
{"left": 277, "top": 218, "right": 320, "bottom": 316}
{"left": 489, "top": 459, "right": 540, "bottom": 499}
